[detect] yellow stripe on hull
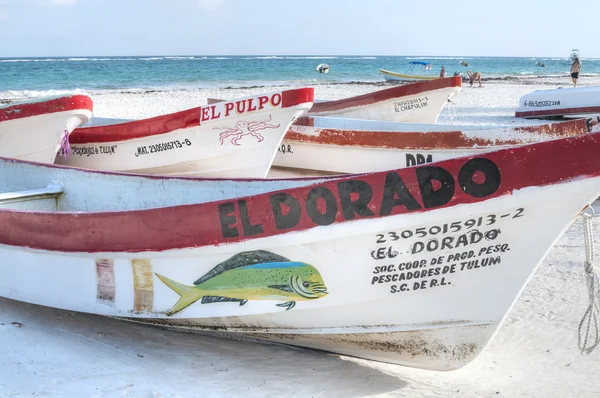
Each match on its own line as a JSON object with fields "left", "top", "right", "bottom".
{"left": 379, "top": 69, "right": 439, "bottom": 81}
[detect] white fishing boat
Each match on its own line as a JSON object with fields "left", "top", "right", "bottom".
{"left": 56, "top": 88, "right": 314, "bottom": 178}
{"left": 0, "top": 94, "right": 93, "bottom": 163}
{"left": 1, "top": 133, "right": 600, "bottom": 370}
{"left": 515, "top": 87, "right": 600, "bottom": 119}
{"left": 273, "top": 116, "right": 600, "bottom": 175}
{"left": 570, "top": 49, "right": 580, "bottom": 63}
{"left": 209, "top": 77, "right": 462, "bottom": 124}
{"left": 316, "top": 63, "right": 330, "bottom": 73}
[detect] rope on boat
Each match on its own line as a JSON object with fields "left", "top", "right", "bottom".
{"left": 446, "top": 99, "right": 456, "bottom": 121}
{"left": 578, "top": 205, "right": 600, "bottom": 355}
{"left": 58, "top": 127, "right": 71, "bottom": 160}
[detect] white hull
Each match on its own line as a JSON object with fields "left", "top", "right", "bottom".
{"left": 207, "top": 79, "right": 463, "bottom": 124}
{"left": 273, "top": 117, "right": 595, "bottom": 175}
{"left": 0, "top": 133, "right": 599, "bottom": 370}
{"left": 0, "top": 175, "right": 597, "bottom": 370}
{"left": 275, "top": 141, "right": 485, "bottom": 174}
{"left": 309, "top": 87, "right": 459, "bottom": 124}
{"left": 57, "top": 90, "right": 313, "bottom": 178}
{"left": 516, "top": 86, "right": 600, "bottom": 119}
{"left": 0, "top": 108, "right": 92, "bottom": 163}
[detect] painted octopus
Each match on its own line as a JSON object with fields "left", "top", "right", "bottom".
{"left": 215, "top": 115, "right": 280, "bottom": 146}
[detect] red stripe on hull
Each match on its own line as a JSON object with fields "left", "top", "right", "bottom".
{"left": 285, "top": 119, "right": 591, "bottom": 149}
{"left": 70, "top": 88, "right": 314, "bottom": 144}
{"left": 516, "top": 106, "right": 600, "bottom": 118}
{"left": 0, "top": 133, "right": 599, "bottom": 253}
{"left": 0, "top": 95, "right": 93, "bottom": 123}
{"left": 309, "top": 77, "right": 461, "bottom": 114}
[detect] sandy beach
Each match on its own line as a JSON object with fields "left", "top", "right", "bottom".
{"left": 1, "top": 78, "right": 600, "bottom": 397}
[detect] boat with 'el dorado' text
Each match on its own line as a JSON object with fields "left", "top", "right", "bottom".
{"left": 1, "top": 132, "right": 600, "bottom": 370}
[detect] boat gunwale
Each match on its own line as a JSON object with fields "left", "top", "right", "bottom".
{"left": 0, "top": 94, "right": 93, "bottom": 123}
{"left": 1, "top": 134, "right": 600, "bottom": 253}
{"left": 69, "top": 87, "right": 314, "bottom": 144}
{"left": 309, "top": 77, "right": 461, "bottom": 113}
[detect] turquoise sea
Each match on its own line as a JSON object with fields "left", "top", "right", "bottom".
{"left": 1, "top": 55, "right": 599, "bottom": 97}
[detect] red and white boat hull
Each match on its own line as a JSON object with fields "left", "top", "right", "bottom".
{"left": 0, "top": 95, "right": 93, "bottom": 163}
{"left": 206, "top": 78, "right": 463, "bottom": 124}
{"left": 273, "top": 117, "right": 597, "bottom": 175}
{"left": 0, "top": 134, "right": 600, "bottom": 370}
{"left": 57, "top": 89, "right": 314, "bottom": 178}
{"left": 308, "top": 77, "right": 462, "bottom": 123}
{"left": 516, "top": 86, "right": 600, "bottom": 119}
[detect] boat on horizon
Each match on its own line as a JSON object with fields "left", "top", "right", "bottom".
{"left": 1, "top": 133, "right": 600, "bottom": 370}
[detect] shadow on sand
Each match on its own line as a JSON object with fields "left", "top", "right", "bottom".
{"left": 0, "top": 298, "right": 408, "bottom": 397}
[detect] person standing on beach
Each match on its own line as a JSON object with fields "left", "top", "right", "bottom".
{"left": 571, "top": 58, "right": 581, "bottom": 87}
{"left": 440, "top": 66, "right": 447, "bottom": 78}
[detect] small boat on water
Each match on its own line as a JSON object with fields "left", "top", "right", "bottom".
{"left": 0, "top": 94, "right": 93, "bottom": 163}
{"left": 209, "top": 77, "right": 462, "bottom": 124}
{"left": 273, "top": 116, "right": 600, "bottom": 175}
{"left": 56, "top": 88, "right": 313, "bottom": 178}
{"left": 316, "top": 63, "right": 330, "bottom": 73}
{"left": 570, "top": 49, "right": 580, "bottom": 63}
{"left": 379, "top": 62, "right": 437, "bottom": 82}
{"left": 515, "top": 86, "right": 600, "bottom": 119}
{"left": 1, "top": 133, "right": 600, "bottom": 370}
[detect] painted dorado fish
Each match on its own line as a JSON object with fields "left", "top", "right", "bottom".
{"left": 155, "top": 250, "right": 328, "bottom": 316}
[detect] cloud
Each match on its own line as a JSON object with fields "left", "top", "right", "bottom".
{"left": 49, "top": 0, "right": 77, "bottom": 6}
{"left": 197, "top": 0, "right": 226, "bottom": 11}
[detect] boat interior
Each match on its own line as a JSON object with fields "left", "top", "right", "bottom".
{"left": 0, "top": 158, "right": 333, "bottom": 213}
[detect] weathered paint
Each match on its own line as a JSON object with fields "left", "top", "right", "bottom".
{"left": 274, "top": 118, "right": 599, "bottom": 174}
{"left": 96, "top": 259, "right": 115, "bottom": 302}
{"left": 0, "top": 94, "right": 93, "bottom": 122}
{"left": 132, "top": 259, "right": 154, "bottom": 312}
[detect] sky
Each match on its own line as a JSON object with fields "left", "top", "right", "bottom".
{"left": 0, "top": 0, "right": 598, "bottom": 58}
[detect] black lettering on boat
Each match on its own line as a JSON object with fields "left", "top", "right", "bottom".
{"left": 406, "top": 154, "right": 433, "bottom": 167}
{"left": 458, "top": 158, "right": 501, "bottom": 198}
{"left": 306, "top": 187, "right": 337, "bottom": 226}
{"left": 270, "top": 193, "right": 301, "bottom": 230}
{"left": 338, "top": 180, "right": 375, "bottom": 220}
{"left": 218, "top": 202, "right": 239, "bottom": 238}
{"left": 238, "top": 200, "right": 264, "bottom": 236}
{"left": 416, "top": 166, "right": 455, "bottom": 208}
{"left": 379, "top": 172, "right": 421, "bottom": 216}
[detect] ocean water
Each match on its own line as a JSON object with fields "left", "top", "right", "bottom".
{"left": 1, "top": 55, "right": 599, "bottom": 99}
